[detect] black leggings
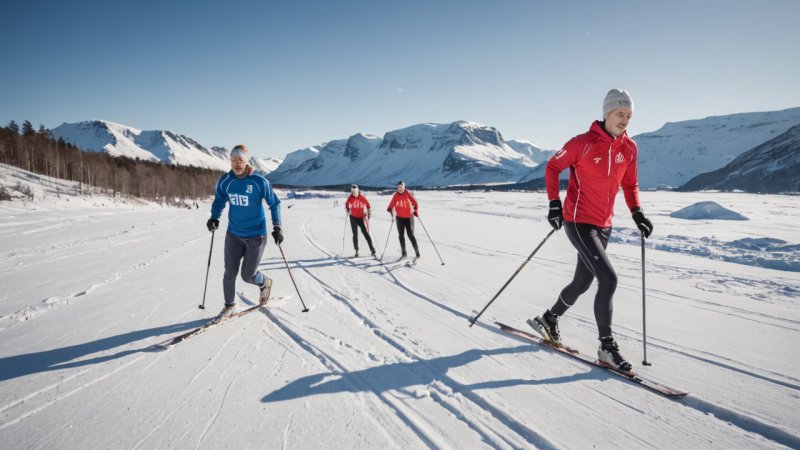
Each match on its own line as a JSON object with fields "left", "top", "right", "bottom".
{"left": 395, "top": 216, "right": 419, "bottom": 253}
{"left": 349, "top": 216, "right": 375, "bottom": 251}
{"left": 549, "top": 222, "right": 617, "bottom": 338}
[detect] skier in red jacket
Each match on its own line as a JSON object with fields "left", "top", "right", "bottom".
{"left": 345, "top": 184, "right": 376, "bottom": 257}
{"left": 529, "top": 89, "right": 653, "bottom": 375}
{"left": 386, "top": 181, "right": 420, "bottom": 259}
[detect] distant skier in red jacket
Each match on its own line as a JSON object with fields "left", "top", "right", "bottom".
{"left": 345, "top": 184, "right": 376, "bottom": 257}
{"left": 386, "top": 181, "right": 420, "bottom": 259}
{"left": 529, "top": 89, "right": 653, "bottom": 376}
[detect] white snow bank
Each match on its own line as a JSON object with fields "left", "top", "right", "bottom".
{"left": 670, "top": 201, "right": 748, "bottom": 220}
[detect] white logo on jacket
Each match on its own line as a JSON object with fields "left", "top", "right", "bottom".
{"left": 615, "top": 153, "right": 625, "bottom": 164}
{"left": 246, "top": 185, "right": 253, "bottom": 193}
{"left": 593, "top": 157, "right": 602, "bottom": 164}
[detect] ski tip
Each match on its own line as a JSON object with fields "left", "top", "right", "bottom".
{"left": 148, "top": 344, "right": 170, "bottom": 352}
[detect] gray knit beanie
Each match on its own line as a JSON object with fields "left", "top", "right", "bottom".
{"left": 603, "top": 89, "right": 634, "bottom": 118}
{"left": 230, "top": 145, "right": 250, "bottom": 164}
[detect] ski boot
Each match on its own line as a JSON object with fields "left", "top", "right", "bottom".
{"left": 598, "top": 336, "right": 635, "bottom": 376}
{"left": 219, "top": 303, "right": 238, "bottom": 319}
{"left": 527, "top": 310, "right": 561, "bottom": 345}
{"left": 259, "top": 278, "right": 273, "bottom": 305}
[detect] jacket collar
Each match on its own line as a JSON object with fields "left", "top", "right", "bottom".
{"left": 590, "top": 120, "right": 629, "bottom": 147}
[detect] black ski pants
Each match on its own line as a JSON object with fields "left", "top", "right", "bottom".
{"left": 549, "top": 222, "right": 617, "bottom": 338}
{"left": 395, "top": 216, "right": 419, "bottom": 254}
{"left": 349, "top": 216, "right": 375, "bottom": 252}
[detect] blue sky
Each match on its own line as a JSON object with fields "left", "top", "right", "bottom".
{"left": 2, "top": 0, "right": 798, "bottom": 159}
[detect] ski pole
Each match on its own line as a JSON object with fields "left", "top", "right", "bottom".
{"left": 416, "top": 216, "right": 445, "bottom": 265}
{"left": 277, "top": 243, "right": 310, "bottom": 313}
{"left": 199, "top": 229, "right": 215, "bottom": 310}
{"left": 641, "top": 230, "right": 651, "bottom": 366}
{"left": 468, "top": 228, "right": 557, "bottom": 327}
{"left": 342, "top": 212, "right": 348, "bottom": 255}
{"left": 379, "top": 213, "right": 395, "bottom": 261}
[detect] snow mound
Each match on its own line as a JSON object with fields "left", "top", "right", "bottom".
{"left": 670, "top": 201, "right": 748, "bottom": 220}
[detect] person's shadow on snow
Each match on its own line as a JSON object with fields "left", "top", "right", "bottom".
{"left": 0, "top": 319, "right": 206, "bottom": 381}
{"left": 262, "top": 345, "right": 602, "bottom": 403}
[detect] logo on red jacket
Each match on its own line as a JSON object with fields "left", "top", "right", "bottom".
{"left": 593, "top": 157, "right": 602, "bottom": 164}
{"left": 554, "top": 148, "right": 567, "bottom": 159}
{"left": 615, "top": 152, "right": 625, "bottom": 164}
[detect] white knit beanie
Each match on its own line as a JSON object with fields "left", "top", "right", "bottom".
{"left": 603, "top": 89, "right": 634, "bottom": 118}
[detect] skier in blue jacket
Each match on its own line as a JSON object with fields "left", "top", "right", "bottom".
{"left": 207, "top": 145, "right": 283, "bottom": 316}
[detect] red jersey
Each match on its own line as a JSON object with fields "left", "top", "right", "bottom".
{"left": 387, "top": 190, "right": 418, "bottom": 219}
{"left": 546, "top": 121, "right": 640, "bottom": 228}
{"left": 345, "top": 193, "right": 371, "bottom": 218}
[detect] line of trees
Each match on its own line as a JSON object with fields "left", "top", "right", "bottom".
{"left": 1, "top": 120, "right": 224, "bottom": 205}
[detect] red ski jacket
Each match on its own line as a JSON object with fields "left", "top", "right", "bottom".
{"left": 546, "top": 121, "right": 641, "bottom": 228}
{"left": 345, "top": 194, "right": 371, "bottom": 219}
{"left": 387, "top": 190, "right": 419, "bottom": 219}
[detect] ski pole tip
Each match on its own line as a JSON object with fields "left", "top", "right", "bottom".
{"left": 198, "top": 305, "right": 205, "bottom": 309}
{"left": 302, "top": 308, "right": 310, "bottom": 313}
{"left": 642, "top": 361, "right": 652, "bottom": 366}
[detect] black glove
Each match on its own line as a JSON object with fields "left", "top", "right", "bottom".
{"left": 271, "top": 225, "right": 284, "bottom": 244}
{"left": 631, "top": 207, "right": 653, "bottom": 238}
{"left": 547, "top": 199, "right": 563, "bottom": 230}
{"left": 206, "top": 218, "right": 219, "bottom": 232}
{"left": 367, "top": 209, "right": 372, "bottom": 218}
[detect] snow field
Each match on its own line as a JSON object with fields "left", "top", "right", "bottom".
{"left": 0, "top": 187, "right": 799, "bottom": 449}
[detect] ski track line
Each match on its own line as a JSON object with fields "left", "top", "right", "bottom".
{"left": 195, "top": 379, "right": 236, "bottom": 449}
{"left": 304, "top": 215, "right": 545, "bottom": 366}
{"left": 0, "top": 368, "right": 93, "bottom": 416}
{"left": 0, "top": 233, "right": 209, "bottom": 330}
{"left": 302, "top": 216, "right": 475, "bottom": 325}
{"left": 0, "top": 354, "right": 147, "bottom": 430}
{"left": 319, "top": 279, "right": 556, "bottom": 449}
{"left": 571, "top": 315, "right": 800, "bottom": 391}
{"left": 617, "top": 254, "right": 800, "bottom": 302}
{"left": 610, "top": 267, "right": 800, "bottom": 331}
{"left": 0, "top": 217, "right": 179, "bottom": 271}
{"left": 287, "top": 258, "right": 556, "bottom": 449}
{"left": 263, "top": 310, "right": 444, "bottom": 449}
{"left": 131, "top": 401, "right": 186, "bottom": 450}
{"left": 133, "top": 324, "right": 258, "bottom": 449}
{"left": 681, "top": 396, "right": 800, "bottom": 449}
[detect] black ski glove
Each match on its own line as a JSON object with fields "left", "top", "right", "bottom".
{"left": 206, "top": 218, "right": 219, "bottom": 232}
{"left": 548, "top": 199, "right": 563, "bottom": 230}
{"left": 271, "top": 225, "right": 284, "bottom": 244}
{"left": 631, "top": 207, "right": 653, "bottom": 238}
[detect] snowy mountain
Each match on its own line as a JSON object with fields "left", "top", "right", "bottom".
{"left": 635, "top": 107, "right": 800, "bottom": 189}
{"left": 51, "top": 121, "right": 282, "bottom": 174}
{"left": 505, "top": 139, "right": 556, "bottom": 165}
{"left": 677, "top": 124, "right": 800, "bottom": 193}
{"left": 267, "top": 121, "right": 539, "bottom": 187}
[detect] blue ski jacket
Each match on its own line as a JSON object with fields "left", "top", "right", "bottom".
{"left": 211, "top": 170, "right": 281, "bottom": 238}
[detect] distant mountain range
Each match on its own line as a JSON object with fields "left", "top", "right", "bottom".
{"left": 51, "top": 120, "right": 282, "bottom": 174}
{"left": 266, "top": 121, "right": 554, "bottom": 187}
{"left": 677, "top": 124, "right": 800, "bottom": 193}
{"left": 49, "top": 107, "right": 800, "bottom": 192}
{"left": 635, "top": 107, "right": 800, "bottom": 189}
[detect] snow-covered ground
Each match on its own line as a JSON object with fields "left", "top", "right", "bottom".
{"left": 1, "top": 165, "right": 799, "bottom": 449}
